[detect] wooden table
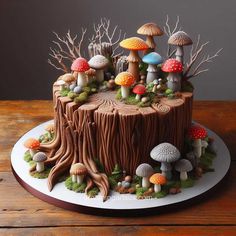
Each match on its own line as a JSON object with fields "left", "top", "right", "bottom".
{"left": 0, "top": 101, "right": 235, "bottom": 235}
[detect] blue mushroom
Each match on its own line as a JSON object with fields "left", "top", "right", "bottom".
{"left": 142, "top": 52, "right": 163, "bottom": 84}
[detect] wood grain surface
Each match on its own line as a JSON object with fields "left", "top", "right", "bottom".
{"left": 0, "top": 100, "right": 235, "bottom": 235}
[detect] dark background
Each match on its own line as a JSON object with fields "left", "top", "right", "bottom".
{"left": 0, "top": 0, "right": 235, "bottom": 100}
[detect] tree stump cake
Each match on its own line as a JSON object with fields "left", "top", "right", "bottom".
{"left": 39, "top": 84, "right": 193, "bottom": 200}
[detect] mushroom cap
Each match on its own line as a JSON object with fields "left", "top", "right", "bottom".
{"left": 142, "top": 52, "right": 163, "bottom": 65}
{"left": 61, "top": 73, "right": 76, "bottom": 83}
{"left": 150, "top": 143, "right": 181, "bottom": 163}
{"left": 24, "top": 138, "right": 40, "bottom": 149}
{"left": 33, "top": 152, "right": 47, "bottom": 162}
{"left": 137, "top": 23, "right": 164, "bottom": 36}
{"left": 85, "top": 68, "right": 96, "bottom": 76}
{"left": 133, "top": 84, "right": 146, "bottom": 95}
{"left": 161, "top": 59, "right": 183, "bottom": 73}
{"left": 175, "top": 159, "right": 193, "bottom": 172}
{"left": 55, "top": 80, "right": 65, "bottom": 86}
{"left": 115, "top": 72, "right": 135, "bottom": 87}
{"left": 71, "top": 57, "right": 90, "bottom": 72}
{"left": 88, "top": 55, "right": 109, "bottom": 70}
{"left": 120, "top": 37, "right": 149, "bottom": 51}
{"left": 45, "top": 123, "right": 54, "bottom": 132}
{"left": 149, "top": 173, "right": 167, "bottom": 185}
{"left": 188, "top": 124, "right": 207, "bottom": 140}
{"left": 168, "top": 31, "right": 193, "bottom": 46}
{"left": 136, "top": 163, "right": 154, "bottom": 177}
{"left": 70, "top": 163, "right": 87, "bottom": 175}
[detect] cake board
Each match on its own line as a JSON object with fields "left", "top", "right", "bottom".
{"left": 11, "top": 120, "right": 231, "bottom": 215}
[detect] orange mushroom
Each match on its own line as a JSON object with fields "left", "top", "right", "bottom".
{"left": 119, "top": 37, "right": 148, "bottom": 81}
{"left": 24, "top": 138, "right": 40, "bottom": 156}
{"left": 149, "top": 173, "right": 167, "bottom": 193}
{"left": 115, "top": 72, "right": 135, "bottom": 98}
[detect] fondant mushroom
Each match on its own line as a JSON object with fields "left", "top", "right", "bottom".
{"left": 201, "top": 140, "right": 208, "bottom": 155}
{"left": 168, "top": 31, "right": 193, "bottom": 64}
{"left": 133, "top": 84, "right": 146, "bottom": 101}
{"left": 150, "top": 143, "right": 180, "bottom": 180}
{"left": 149, "top": 173, "right": 167, "bottom": 193}
{"left": 137, "top": 22, "right": 164, "bottom": 52}
{"left": 136, "top": 163, "right": 154, "bottom": 188}
{"left": 142, "top": 52, "right": 163, "bottom": 84}
{"left": 188, "top": 125, "right": 207, "bottom": 158}
{"left": 45, "top": 123, "right": 54, "bottom": 139}
{"left": 55, "top": 80, "right": 66, "bottom": 91}
{"left": 61, "top": 73, "right": 76, "bottom": 88}
{"left": 24, "top": 138, "right": 40, "bottom": 157}
{"left": 119, "top": 37, "right": 149, "bottom": 81}
{"left": 161, "top": 59, "right": 183, "bottom": 92}
{"left": 33, "top": 152, "right": 47, "bottom": 173}
{"left": 88, "top": 55, "right": 109, "bottom": 83}
{"left": 175, "top": 159, "right": 193, "bottom": 181}
{"left": 115, "top": 72, "right": 135, "bottom": 98}
{"left": 71, "top": 57, "right": 90, "bottom": 87}
{"left": 70, "top": 163, "right": 87, "bottom": 184}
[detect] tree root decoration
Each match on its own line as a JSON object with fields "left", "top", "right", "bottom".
{"left": 85, "top": 176, "right": 94, "bottom": 194}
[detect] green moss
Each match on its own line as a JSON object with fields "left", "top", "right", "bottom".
{"left": 39, "top": 132, "right": 54, "bottom": 143}
{"left": 30, "top": 167, "right": 51, "bottom": 179}
{"left": 115, "top": 88, "right": 122, "bottom": 100}
{"left": 165, "top": 88, "right": 173, "bottom": 95}
{"left": 136, "top": 187, "right": 148, "bottom": 197}
{"left": 87, "top": 187, "right": 99, "bottom": 198}
{"left": 29, "top": 160, "right": 36, "bottom": 168}
{"left": 24, "top": 150, "right": 32, "bottom": 162}
{"left": 133, "top": 175, "right": 142, "bottom": 186}
{"left": 65, "top": 176, "right": 86, "bottom": 193}
{"left": 152, "top": 190, "right": 168, "bottom": 198}
{"left": 199, "top": 151, "right": 216, "bottom": 171}
{"left": 111, "top": 164, "right": 122, "bottom": 181}
{"left": 74, "top": 92, "right": 88, "bottom": 104}
{"left": 60, "top": 88, "right": 70, "bottom": 97}
{"left": 83, "top": 86, "right": 91, "bottom": 94}
{"left": 108, "top": 176, "right": 118, "bottom": 189}
{"left": 94, "top": 158, "right": 105, "bottom": 173}
{"left": 125, "top": 95, "right": 140, "bottom": 105}
{"left": 68, "top": 91, "right": 77, "bottom": 99}
{"left": 181, "top": 178, "right": 194, "bottom": 188}
{"left": 181, "top": 80, "right": 194, "bottom": 92}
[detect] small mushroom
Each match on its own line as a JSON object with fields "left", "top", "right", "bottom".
{"left": 201, "top": 140, "right": 208, "bottom": 155}
{"left": 61, "top": 73, "right": 76, "bottom": 88}
{"left": 70, "top": 163, "right": 87, "bottom": 184}
{"left": 142, "top": 52, "right": 163, "bottom": 84}
{"left": 136, "top": 163, "right": 154, "bottom": 188}
{"left": 133, "top": 84, "right": 146, "bottom": 101}
{"left": 161, "top": 59, "right": 183, "bottom": 92}
{"left": 150, "top": 143, "right": 181, "bottom": 180}
{"left": 55, "top": 80, "right": 66, "bottom": 91}
{"left": 45, "top": 123, "right": 54, "bottom": 139}
{"left": 168, "top": 31, "right": 193, "bottom": 64}
{"left": 188, "top": 125, "right": 208, "bottom": 158}
{"left": 71, "top": 57, "right": 90, "bottom": 87}
{"left": 141, "top": 96, "right": 150, "bottom": 103}
{"left": 149, "top": 173, "right": 167, "bottom": 193}
{"left": 33, "top": 152, "right": 47, "bottom": 173}
{"left": 175, "top": 159, "right": 193, "bottom": 181}
{"left": 24, "top": 138, "right": 40, "bottom": 156}
{"left": 115, "top": 72, "right": 135, "bottom": 98}
{"left": 88, "top": 55, "right": 109, "bottom": 83}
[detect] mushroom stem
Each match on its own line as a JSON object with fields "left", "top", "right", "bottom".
{"left": 142, "top": 177, "right": 151, "bottom": 188}
{"left": 161, "top": 162, "right": 172, "bottom": 180}
{"left": 180, "top": 171, "right": 188, "bottom": 181}
{"left": 146, "top": 35, "right": 156, "bottom": 50}
{"left": 71, "top": 174, "right": 77, "bottom": 183}
{"left": 77, "top": 72, "right": 88, "bottom": 87}
{"left": 36, "top": 162, "right": 45, "bottom": 173}
{"left": 121, "top": 86, "right": 130, "bottom": 98}
{"left": 167, "top": 72, "right": 181, "bottom": 92}
{"left": 135, "top": 94, "right": 141, "bottom": 100}
{"left": 154, "top": 184, "right": 161, "bottom": 193}
{"left": 193, "top": 139, "right": 202, "bottom": 158}
{"left": 77, "top": 175, "right": 84, "bottom": 185}
{"left": 95, "top": 69, "right": 104, "bottom": 83}
{"left": 175, "top": 46, "right": 184, "bottom": 63}
{"left": 127, "top": 50, "right": 140, "bottom": 81}
{"left": 146, "top": 64, "right": 158, "bottom": 84}
{"left": 29, "top": 149, "right": 37, "bottom": 157}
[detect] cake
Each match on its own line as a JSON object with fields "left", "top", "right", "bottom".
{"left": 23, "top": 17, "right": 220, "bottom": 200}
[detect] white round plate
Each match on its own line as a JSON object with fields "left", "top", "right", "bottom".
{"left": 11, "top": 120, "right": 231, "bottom": 215}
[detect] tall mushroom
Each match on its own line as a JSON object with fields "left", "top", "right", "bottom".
{"left": 33, "top": 152, "right": 47, "bottom": 173}
{"left": 188, "top": 125, "right": 208, "bottom": 158}
{"left": 88, "top": 55, "right": 109, "bottom": 83}
{"left": 136, "top": 163, "right": 154, "bottom": 188}
{"left": 115, "top": 72, "right": 135, "bottom": 98}
{"left": 150, "top": 143, "right": 180, "bottom": 180}
{"left": 142, "top": 52, "right": 163, "bottom": 84}
{"left": 133, "top": 84, "right": 146, "bottom": 101}
{"left": 71, "top": 57, "right": 90, "bottom": 87}
{"left": 24, "top": 138, "right": 40, "bottom": 157}
{"left": 175, "top": 159, "right": 193, "bottom": 181}
{"left": 149, "top": 173, "right": 167, "bottom": 193}
{"left": 70, "top": 163, "right": 87, "bottom": 184}
{"left": 137, "top": 22, "right": 164, "bottom": 52}
{"left": 119, "top": 37, "right": 149, "bottom": 81}
{"left": 161, "top": 59, "right": 183, "bottom": 92}
{"left": 168, "top": 31, "right": 193, "bottom": 64}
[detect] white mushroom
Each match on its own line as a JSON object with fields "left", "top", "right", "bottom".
{"left": 136, "top": 163, "right": 154, "bottom": 188}
{"left": 33, "top": 152, "right": 47, "bottom": 173}
{"left": 201, "top": 140, "right": 208, "bottom": 155}
{"left": 70, "top": 163, "right": 87, "bottom": 184}
{"left": 175, "top": 159, "right": 193, "bottom": 181}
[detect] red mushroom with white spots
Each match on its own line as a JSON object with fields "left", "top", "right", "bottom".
{"left": 161, "top": 59, "right": 183, "bottom": 92}
{"left": 133, "top": 84, "right": 146, "bottom": 101}
{"left": 188, "top": 124, "right": 208, "bottom": 158}
{"left": 71, "top": 58, "right": 90, "bottom": 87}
